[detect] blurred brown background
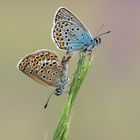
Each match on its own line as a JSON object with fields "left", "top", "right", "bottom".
{"left": 0, "top": 0, "right": 140, "bottom": 140}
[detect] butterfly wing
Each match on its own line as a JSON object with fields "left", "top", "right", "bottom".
{"left": 17, "top": 53, "right": 48, "bottom": 86}
{"left": 17, "top": 50, "right": 64, "bottom": 88}
{"left": 17, "top": 54, "right": 36, "bottom": 78}
{"left": 31, "top": 50, "right": 63, "bottom": 87}
{"left": 54, "top": 7, "right": 89, "bottom": 32}
{"left": 52, "top": 7, "right": 94, "bottom": 53}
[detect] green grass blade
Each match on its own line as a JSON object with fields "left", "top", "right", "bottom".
{"left": 52, "top": 52, "right": 92, "bottom": 140}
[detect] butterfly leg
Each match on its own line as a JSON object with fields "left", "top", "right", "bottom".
{"left": 61, "top": 53, "right": 73, "bottom": 70}
{"left": 87, "top": 50, "right": 93, "bottom": 62}
{"left": 66, "top": 44, "right": 86, "bottom": 55}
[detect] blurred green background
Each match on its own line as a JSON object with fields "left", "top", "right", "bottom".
{"left": 0, "top": 0, "right": 140, "bottom": 140}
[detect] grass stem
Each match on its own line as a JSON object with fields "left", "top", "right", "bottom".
{"left": 52, "top": 52, "right": 92, "bottom": 140}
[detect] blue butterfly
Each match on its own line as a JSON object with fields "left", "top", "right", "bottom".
{"left": 52, "top": 7, "right": 110, "bottom": 54}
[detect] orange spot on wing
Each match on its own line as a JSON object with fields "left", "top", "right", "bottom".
{"left": 46, "top": 56, "right": 51, "bottom": 60}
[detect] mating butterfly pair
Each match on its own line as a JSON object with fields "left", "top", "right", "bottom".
{"left": 17, "top": 7, "right": 110, "bottom": 107}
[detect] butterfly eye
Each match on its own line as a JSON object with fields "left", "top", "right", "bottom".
{"left": 95, "top": 38, "right": 98, "bottom": 44}
{"left": 95, "top": 37, "right": 101, "bottom": 44}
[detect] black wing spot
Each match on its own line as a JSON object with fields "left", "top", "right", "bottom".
{"left": 40, "top": 70, "right": 43, "bottom": 73}
{"left": 66, "top": 42, "right": 68, "bottom": 45}
{"left": 47, "top": 70, "right": 51, "bottom": 73}
{"left": 72, "top": 28, "right": 74, "bottom": 31}
{"left": 66, "top": 29, "right": 69, "bottom": 31}
{"left": 43, "top": 75, "right": 46, "bottom": 79}
{"left": 68, "top": 39, "right": 70, "bottom": 41}
{"left": 49, "top": 78, "right": 52, "bottom": 81}
{"left": 82, "top": 34, "right": 83, "bottom": 36}
{"left": 65, "top": 32, "right": 67, "bottom": 34}
{"left": 53, "top": 61, "right": 57, "bottom": 64}
{"left": 52, "top": 73, "right": 56, "bottom": 76}
{"left": 29, "top": 70, "right": 33, "bottom": 74}
{"left": 68, "top": 18, "right": 70, "bottom": 20}
{"left": 65, "top": 36, "right": 68, "bottom": 38}
{"left": 77, "top": 28, "right": 79, "bottom": 31}
{"left": 49, "top": 64, "right": 52, "bottom": 66}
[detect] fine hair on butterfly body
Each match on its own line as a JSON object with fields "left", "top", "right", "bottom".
{"left": 17, "top": 49, "right": 71, "bottom": 108}
{"left": 52, "top": 7, "right": 111, "bottom": 55}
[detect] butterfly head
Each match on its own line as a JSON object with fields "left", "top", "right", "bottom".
{"left": 95, "top": 30, "right": 111, "bottom": 46}
{"left": 94, "top": 37, "right": 101, "bottom": 46}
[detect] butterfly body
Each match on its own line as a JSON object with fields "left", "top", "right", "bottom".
{"left": 17, "top": 49, "right": 70, "bottom": 96}
{"left": 52, "top": 7, "right": 102, "bottom": 54}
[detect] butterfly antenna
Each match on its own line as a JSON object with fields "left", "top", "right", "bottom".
{"left": 44, "top": 92, "right": 54, "bottom": 109}
{"left": 96, "top": 24, "right": 104, "bottom": 35}
{"left": 96, "top": 30, "right": 111, "bottom": 38}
